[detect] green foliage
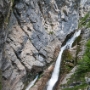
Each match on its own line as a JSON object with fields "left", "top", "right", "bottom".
{"left": 62, "top": 50, "right": 73, "bottom": 61}
{"left": 4, "top": 0, "right": 14, "bottom": 27}
{"left": 77, "top": 56, "right": 90, "bottom": 73}
{"left": 86, "top": 40, "right": 90, "bottom": 47}
{"left": 78, "top": 12, "right": 90, "bottom": 29}
{"left": 72, "top": 36, "right": 81, "bottom": 46}
{"left": 61, "top": 41, "right": 90, "bottom": 90}
{"left": 86, "top": 20, "right": 90, "bottom": 28}
{"left": 84, "top": 40, "right": 90, "bottom": 58}
{"left": 49, "top": 31, "right": 54, "bottom": 35}
{"left": 76, "top": 40, "right": 90, "bottom": 74}
{"left": 60, "top": 50, "right": 74, "bottom": 75}
{"left": 62, "top": 83, "right": 87, "bottom": 90}
{"left": 80, "top": 13, "right": 89, "bottom": 23}
{"left": 11, "top": 0, "right": 14, "bottom": 6}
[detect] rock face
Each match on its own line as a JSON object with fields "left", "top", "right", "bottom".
{"left": 0, "top": 0, "right": 11, "bottom": 68}
{"left": 78, "top": 28, "right": 90, "bottom": 59}
{"left": 59, "top": 0, "right": 90, "bottom": 90}
{"left": 0, "top": 0, "right": 90, "bottom": 90}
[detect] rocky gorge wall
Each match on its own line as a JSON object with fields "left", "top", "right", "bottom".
{"left": 0, "top": 0, "right": 90, "bottom": 90}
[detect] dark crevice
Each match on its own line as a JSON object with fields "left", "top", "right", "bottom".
{"left": 61, "top": 30, "right": 76, "bottom": 47}
{"left": 12, "top": 47, "right": 28, "bottom": 71}
{"left": 13, "top": 10, "right": 40, "bottom": 52}
{"left": 13, "top": 10, "right": 22, "bottom": 25}
{"left": 38, "top": 1, "right": 44, "bottom": 17}
{"left": 13, "top": 10, "right": 40, "bottom": 53}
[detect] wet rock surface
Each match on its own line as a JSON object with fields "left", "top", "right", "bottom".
{"left": 0, "top": 0, "right": 90, "bottom": 90}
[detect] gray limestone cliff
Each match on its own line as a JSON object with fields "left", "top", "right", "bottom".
{"left": 0, "top": 0, "right": 90, "bottom": 90}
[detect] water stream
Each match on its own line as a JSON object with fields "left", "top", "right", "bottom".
{"left": 25, "top": 75, "right": 39, "bottom": 90}
{"left": 46, "top": 30, "right": 81, "bottom": 90}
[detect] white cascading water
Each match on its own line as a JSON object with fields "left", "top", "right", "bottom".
{"left": 26, "top": 75, "right": 38, "bottom": 90}
{"left": 47, "top": 30, "right": 81, "bottom": 90}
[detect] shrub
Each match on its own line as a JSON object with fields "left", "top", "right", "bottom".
{"left": 78, "top": 12, "right": 90, "bottom": 28}
{"left": 76, "top": 40, "right": 90, "bottom": 74}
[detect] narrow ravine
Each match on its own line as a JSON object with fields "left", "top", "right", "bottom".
{"left": 25, "top": 75, "right": 39, "bottom": 90}
{"left": 46, "top": 30, "right": 81, "bottom": 90}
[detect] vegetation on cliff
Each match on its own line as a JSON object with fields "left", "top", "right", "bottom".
{"left": 79, "top": 12, "right": 90, "bottom": 29}
{"left": 61, "top": 40, "right": 90, "bottom": 90}
{"left": 76, "top": 40, "right": 90, "bottom": 75}
{"left": 76, "top": 12, "right": 90, "bottom": 75}
{"left": 61, "top": 11, "right": 90, "bottom": 89}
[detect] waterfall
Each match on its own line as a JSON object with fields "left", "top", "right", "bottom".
{"left": 46, "top": 30, "right": 81, "bottom": 90}
{"left": 25, "top": 75, "right": 39, "bottom": 90}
